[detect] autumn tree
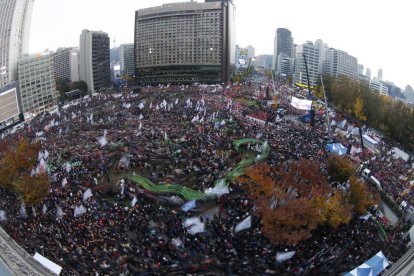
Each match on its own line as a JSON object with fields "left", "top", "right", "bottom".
{"left": 349, "top": 176, "right": 380, "bottom": 214}
{"left": 312, "top": 192, "right": 352, "bottom": 228}
{"left": 321, "top": 75, "right": 414, "bottom": 151}
{"left": 327, "top": 155, "right": 356, "bottom": 183}
{"left": 239, "top": 159, "right": 352, "bottom": 245}
{"left": 354, "top": 96, "right": 367, "bottom": 121}
{"left": 13, "top": 174, "right": 51, "bottom": 205}
{"left": 0, "top": 138, "right": 50, "bottom": 205}
{"left": 259, "top": 197, "right": 319, "bottom": 245}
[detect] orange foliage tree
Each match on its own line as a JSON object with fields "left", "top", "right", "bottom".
{"left": 239, "top": 159, "right": 352, "bottom": 245}
{"left": 349, "top": 176, "right": 380, "bottom": 214}
{"left": 13, "top": 174, "right": 51, "bottom": 205}
{"left": 0, "top": 138, "right": 49, "bottom": 205}
{"left": 327, "top": 155, "right": 356, "bottom": 183}
{"left": 312, "top": 192, "right": 353, "bottom": 228}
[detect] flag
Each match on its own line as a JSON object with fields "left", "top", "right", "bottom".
{"left": 61, "top": 178, "right": 68, "bottom": 188}
{"left": 181, "top": 200, "right": 196, "bottom": 212}
{"left": 235, "top": 215, "right": 252, "bottom": 233}
{"left": 82, "top": 189, "right": 93, "bottom": 202}
{"left": 276, "top": 251, "right": 296, "bottom": 262}
{"left": 131, "top": 197, "right": 137, "bottom": 207}
{"left": 74, "top": 205, "right": 87, "bottom": 217}
{"left": 0, "top": 210, "right": 6, "bottom": 222}
{"left": 184, "top": 217, "right": 205, "bottom": 235}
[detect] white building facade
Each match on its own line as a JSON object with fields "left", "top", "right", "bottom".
{"left": 0, "top": 0, "right": 33, "bottom": 127}
{"left": 53, "top": 47, "right": 80, "bottom": 83}
{"left": 370, "top": 79, "right": 389, "bottom": 96}
{"left": 0, "top": 0, "right": 34, "bottom": 87}
{"left": 323, "top": 48, "right": 358, "bottom": 79}
{"left": 293, "top": 41, "right": 319, "bottom": 87}
{"left": 18, "top": 52, "right": 58, "bottom": 114}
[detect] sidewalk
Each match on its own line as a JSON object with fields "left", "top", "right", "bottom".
{"left": 0, "top": 227, "right": 54, "bottom": 275}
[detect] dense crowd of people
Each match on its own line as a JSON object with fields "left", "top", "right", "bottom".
{"left": 0, "top": 78, "right": 411, "bottom": 275}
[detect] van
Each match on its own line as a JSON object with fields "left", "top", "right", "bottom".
{"left": 362, "top": 168, "right": 371, "bottom": 179}
{"left": 369, "top": 175, "right": 382, "bottom": 190}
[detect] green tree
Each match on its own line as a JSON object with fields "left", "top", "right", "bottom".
{"left": 71, "top": 81, "right": 88, "bottom": 95}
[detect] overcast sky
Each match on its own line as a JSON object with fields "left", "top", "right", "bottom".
{"left": 29, "top": 0, "right": 413, "bottom": 88}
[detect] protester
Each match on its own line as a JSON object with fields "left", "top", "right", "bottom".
{"left": 0, "top": 79, "right": 408, "bottom": 275}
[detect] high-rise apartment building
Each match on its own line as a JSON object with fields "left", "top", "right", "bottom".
{"left": 79, "top": 30, "right": 111, "bottom": 93}
{"left": 323, "top": 48, "right": 358, "bottom": 79}
{"left": 119, "top": 43, "right": 135, "bottom": 76}
{"left": 53, "top": 47, "right": 80, "bottom": 83}
{"left": 273, "top": 28, "right": 293, "bottom": 73}
{"left": 134, "top": 0, "right": 235, "bottom": 84}
{"left": 293, "top": 41, "right": 319, "bottom": 87}
{"left": 18, "top": 51, "right": 58, "bottom": 114}
{"left": 0, "top": 0, "right": 34, "bottom": 127}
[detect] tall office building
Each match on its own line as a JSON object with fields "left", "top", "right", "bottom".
{"left": 119, "top": 43, "right": 135, "bottom": 76}
{"left": 53, "top": 47, "right": 80, "bottom": 83}
{"left": 323, "top": 48, "right": 358, "bottom": 79}
{"left": 272, "top": 28, "right": 293, "bottom": 73}
{"left": 79, "top": 30, "right": 111, "bottom": 93}
{"left": 315, "top": 39, "right": 329, "bottom": 75}
{"left": 0, "top": 0, "right": 34, "bottom": 128}
{"left": 366, "top": 68, "right": 372, "bottom": 80}
{"left": 276, "top": 53, "right": 294, "bottom": 78}
{"left": 18, "top": 51, "right": 58, "bottom": 114}
{"left": 293, "top": 41, "right": 319, "bottom": 87}
{"left": 357, "top": 64, "right": 364, "bottom": 75}
{"left": 377, "top": 69, "right": 383, "bottom": 81}
{"left": 134, "top": 0, "right": 235, "bottom": 84}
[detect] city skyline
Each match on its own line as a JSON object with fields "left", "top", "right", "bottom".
{"left": 29, "top": 0, "right": 412, "bottom": 88}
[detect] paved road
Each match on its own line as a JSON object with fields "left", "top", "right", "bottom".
{"left": 0, "top": 257, "right": 12, "bottom": 276}
{"left": 0, "top": 226, "right": 53, "bottom": 275}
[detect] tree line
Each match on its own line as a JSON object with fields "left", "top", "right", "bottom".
{"left": 315, "top": 76, "right": 414, "bottom": 152}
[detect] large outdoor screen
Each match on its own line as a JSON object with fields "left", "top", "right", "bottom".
{"left": 0, "top": 87, "right": 20, "bottom": 123}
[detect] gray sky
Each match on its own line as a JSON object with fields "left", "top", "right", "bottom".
{"left": 29, "top": 0, "right": 413, "bottom": 88}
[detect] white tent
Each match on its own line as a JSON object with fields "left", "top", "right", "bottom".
{"left": 392, "top": 147, "right": 410, "bottom": 162}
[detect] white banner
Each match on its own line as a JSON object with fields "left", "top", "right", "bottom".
{"left": 291, "top": 97, "right": 312, "bottom": 110}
